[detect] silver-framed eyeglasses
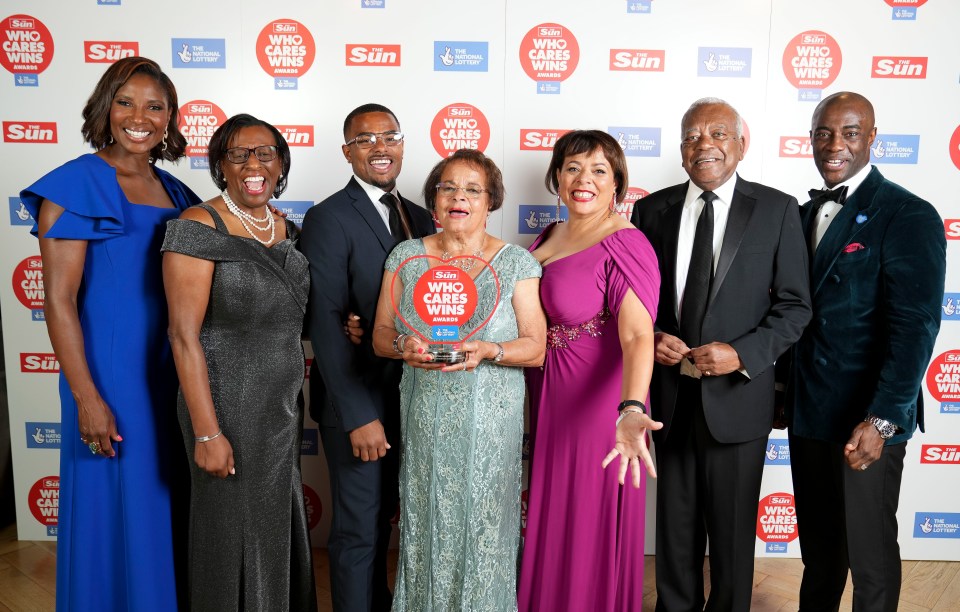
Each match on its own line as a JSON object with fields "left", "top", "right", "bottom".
{"left": 435, "top": 183, "right": 488, "bottom": 199}
{"left": 224, "top": 145, "right": 278, "bottom": 164}
{"left": 345, "top": 131, "right": 404, "bottom": 148}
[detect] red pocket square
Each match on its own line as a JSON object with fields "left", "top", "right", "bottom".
{"left": 843, "top": 242, "right": 865, "bottom": 253}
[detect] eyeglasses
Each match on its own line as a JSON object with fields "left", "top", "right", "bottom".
{"left": 345, "top": 131, "right": 404, "bottom": 148}
{"left": 435, "top": 183, "right": 487, "bottom": 199}
{"left": 224, "top": 145, "right": 278, "bottom": 164}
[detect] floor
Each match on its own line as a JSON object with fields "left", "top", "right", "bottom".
{"left": 1, "top": 523, "right": 958, "bottom": 611}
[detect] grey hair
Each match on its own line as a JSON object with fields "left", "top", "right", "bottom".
{"left": 681, "top": 97, "right": 743, "bottom": 139}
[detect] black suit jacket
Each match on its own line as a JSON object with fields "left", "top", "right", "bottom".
{"left": 787, "top": 167, "right": 945, "bottom": 445}
{"left": 632, "top": 176, "right": 812, "bottom": 444}
{"left": 300, "top": 177, "right": 435, "bottom": 431}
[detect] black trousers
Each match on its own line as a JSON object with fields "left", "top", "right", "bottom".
{"left": 789, "top": 433, "right": 906, "bottom": 612}
{"left": 655, "top": 377, "right": 768, "bottom": 612}
{"left": 320, "top": 415, "right": 400, "bottom": 612}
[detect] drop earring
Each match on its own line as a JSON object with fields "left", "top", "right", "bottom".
{"left": 160, "top": 127, "right": 169, "bottom": 153}
{"left": 556, "top": 194, "right": 563, "bottom": 223}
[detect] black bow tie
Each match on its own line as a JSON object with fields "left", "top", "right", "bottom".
{"left": 808, "top": 185, "right": 848, "bottom": 205}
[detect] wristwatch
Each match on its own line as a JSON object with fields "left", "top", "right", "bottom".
{"left": 864, "top": 414, "right": 897, "bottom": 440}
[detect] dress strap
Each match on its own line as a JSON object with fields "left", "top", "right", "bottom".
{"left": 196, "top": 202, "right": 229, "bottom": 233}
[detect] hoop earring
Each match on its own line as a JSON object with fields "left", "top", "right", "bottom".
{"left": 108, "top": 134, "right": 114, "bottom": 145}
{"left": 160, "top": 127, "right": 169, "bottom": 153}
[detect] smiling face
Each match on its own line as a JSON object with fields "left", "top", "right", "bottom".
{"left": 342, "top": 111, "right": 403, "bottom": 191}
{"left": 810, "top": 95, "right": 877, "bottom": 188}
{"left": 680, "top": 103, "right": 744, "bottom": 191}
{"left": 434, "top": 160, "right": 490, "bottom": 237}
{"left": 221, "top": 125, "right": 282, "bottom": 211}
{"left": 108, "top": 72, "right": 171, "bottom": 156}
{"left": 555, "top": 147, "right": 617, "bottom": 217}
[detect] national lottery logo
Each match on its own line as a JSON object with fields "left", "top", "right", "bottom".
{"left": 430, "top": 103, "right": 490, "bottom": 158}
{"left": 780, "top": 136, "right": 813, "bottom": 158}
{"left": 609, "top": 126, "right": 661, "bottom": 157}
{"left": 434, "top": 41, "right": 488, "bottom": 72}
{"left": 870, "top": 134, "right": 919, "bottom": 164}
{"left": 1, "top": 14, "right": 54, "bottom": 77}
{"left": 518, "top": 23, "right": 580, "bottom": 84}
{"left": 177, "top": 100, "right": 227, "bottom": 169}
{"left": 172, "top": 38, "right": 226, "bottom": 69}
{"left": 519, "top": 129, "right": 570, "bottom": 151}
{"left": 756, "top": 493, "right": 798, "bottom": 549}
{"left": 26, "top": 422, "right": 61, "bottom": 449}
{"left": 914, "top": 512, "right": 960, "bottom": 539}
{"left": 3, "top": 121, "right": 56, "bottom": 143}
{"left": 276, "top": 124, "right": 314, "bottom": 147}
{"left": 697, "top": 47, "right": 752, "bottom": 78}
{"left": 346, "top": 44, "right": 400, "bottom": 67}
{"left": 872, "top": 56, "right": 926, "bottom": 79}
{"left": 271, "top": 200, "right": 312, "bottom": 228}
{"left": 942, "top": 294, "right": 960, "bottom": 320}
{"left": 84, "top": 41, "right": 138, "bottom": 63}
{"left": 926, "top": 350, "right": 960, "bottom": 402}
{"left": 764, "top": 439, "right": 791, "bottom": 465}
{"left": 609, "top": 49, "right": 664, "bottom": 72}
{"left": 519, "top": 205, "right": 567, "bottom": 234}
{"left": 256, "top": 19, "right": 316, "bottom": 81}
{"left": 782, "top": 30, "right": 842, "bottom": 97}
{"left": 9, "top": 196, "right": 32, "bottom": 226}
{"left": 885, "top": 0, "right": 927, "bottom": 20}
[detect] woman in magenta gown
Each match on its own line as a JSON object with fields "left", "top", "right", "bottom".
{"left": 519, "top": 130, "right": 662, "bottom": 612}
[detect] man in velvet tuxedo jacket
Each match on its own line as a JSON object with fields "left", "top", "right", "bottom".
{"left": 632, "top": 98, "right": 811, "bottom": 611}
{"left": 786, "top": 91, "right": 945, "bottom": 611}
{"left": 300, "top": 104, "right": 434, "bottom": 611}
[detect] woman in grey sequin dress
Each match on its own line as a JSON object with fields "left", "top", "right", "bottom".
{"left": 162, "top": 114, "right": 316, "bottom": 611}
{"left": 372, "top": 149, "right": 546, "bottom": 612}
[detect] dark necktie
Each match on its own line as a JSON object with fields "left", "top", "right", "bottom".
{"left": 808, "top": 185, "right": 848, "bottom": 206}
{"left": 381, "top": 193, "right": 413, "bottom": 243}
{"left": 679, "top": 191, "right": 716, "bottom": 348}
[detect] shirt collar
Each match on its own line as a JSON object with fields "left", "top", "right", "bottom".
{"left": 353, "top": 174, "right": 399, "bottom": 205}
{"left": 820, "top": 164, "right": 872, "bottom": 199}
{"left": 683, "top": 173, "right": 738, "bottom": 208}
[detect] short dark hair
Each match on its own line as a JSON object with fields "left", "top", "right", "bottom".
{"left": 544, "top": 130, "right": 629, "bottom": 204}
{"left": 342, "top": 103, "right": 400, "bottom": 141}
{"left": 422, "top": 149, "right": 505, "bottom": 213}
{"left": 81, "top": 56, "right": 187, "bottom": 162}
{"left": 207, "top": 114, "right": 291, "bottom": 198}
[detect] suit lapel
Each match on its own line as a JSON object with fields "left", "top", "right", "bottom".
{"left": 660, "top": 186, "right": 685, "bottom": 327}
{"left": 810, "top": 168, "right": 881, "bottom": 295}
{"left": 710, "top": 177, "right": 754, "bottom": 303}
{"left": 346, "top": 177, "right": 396, "bottom": 252}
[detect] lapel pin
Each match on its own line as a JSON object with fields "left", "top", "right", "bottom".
{"left": 856, "top": 214, "right": 868, "bottom": 224}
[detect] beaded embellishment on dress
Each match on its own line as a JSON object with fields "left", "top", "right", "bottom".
{"left": 546, "top": 307, "right": 612, "bottom": 349}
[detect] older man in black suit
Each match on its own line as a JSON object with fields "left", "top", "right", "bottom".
{"left": 300, "top": 103, "right": 435, "bottom": 611}
{"left": 786, "top": 91, "right": 945, "bottom": 612}
{"left": 632, "top": 97, "right": 811, "bottom": 611}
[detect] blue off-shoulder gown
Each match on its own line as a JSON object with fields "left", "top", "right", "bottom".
{"left": 20, "top": 153, "right": 200, "bottom": 611}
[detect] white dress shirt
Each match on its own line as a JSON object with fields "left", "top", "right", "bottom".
{"left": 675, "top": 175, "right": 737, "bottom": 320}
{"left": 811, "top": 164, "right": 872, "bottom": 251}
{"left": 353, "top": 174, "right": 401, "bottom": 234}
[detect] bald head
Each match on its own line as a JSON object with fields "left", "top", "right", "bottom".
{"left": 810, "top": 91, "right": 877, "bottom": 187}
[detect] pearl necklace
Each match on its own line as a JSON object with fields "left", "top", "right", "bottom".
{"left": 440, "top": 234, "right": 486, "bottom": 272}
{"left": 222, "top": 190, "right": 275, "bottom": 245}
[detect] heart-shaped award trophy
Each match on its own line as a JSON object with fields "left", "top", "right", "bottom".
{"left": 391, "top": 254, "right": 501, "bottom": 363}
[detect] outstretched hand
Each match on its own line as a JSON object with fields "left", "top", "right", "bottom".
{"left": 601, "top": 411, "right": 663, "bottom": 488}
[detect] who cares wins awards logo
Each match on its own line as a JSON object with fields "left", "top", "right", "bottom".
{"left": 431, "top": 103, "right": 490, "bottom": 158}
{"left": 519, "top": 23, "right": 579, "bottom": 93}
{"left": 1, "top": 14, "right": 54, "bottom": 84}
{"left": 178, "top": 100, "right": 227, "bottom": 170}
{"left": 782, "top": 30, "right": 841, "bottom": 101}
{"left": 950, "top": 125, "right": 960, "bottom": 172}
{"left": 256, "top": 19, "right": 316, "bottom": 89}
{"left": 13, "top": 255, "right": 44, "bottom": 321}
{"left": 29, "top": 476, "right": 58, "bottom": 535}
{"left": 756, "top": 492, "right": 798, "bottom": 554}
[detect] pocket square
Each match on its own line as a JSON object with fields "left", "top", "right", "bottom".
{"left": 843, "top": 242, "right": 865, "bottom": 253}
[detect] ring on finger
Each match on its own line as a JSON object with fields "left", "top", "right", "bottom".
{"left": 860, "top": 463, "right": 869, "bottom": 471}
{"left": 88, "top": 441, "right": 101, "bottom": 455}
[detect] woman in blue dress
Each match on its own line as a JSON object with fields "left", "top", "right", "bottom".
{"left": 20, "top": 57, "right": 199, "bottom": 611}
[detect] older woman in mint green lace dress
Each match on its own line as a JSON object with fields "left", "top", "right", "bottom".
{"left": 373, "top": 149, "right": 546, "bottom": 611}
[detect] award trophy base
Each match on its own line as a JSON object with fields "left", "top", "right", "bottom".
{"left": 428, "top": 346, "right": 466, "bottom": 364}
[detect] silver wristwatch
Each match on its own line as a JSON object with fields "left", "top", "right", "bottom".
{"left": 864, "top": 414, "right": 897, "bottom": 439}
